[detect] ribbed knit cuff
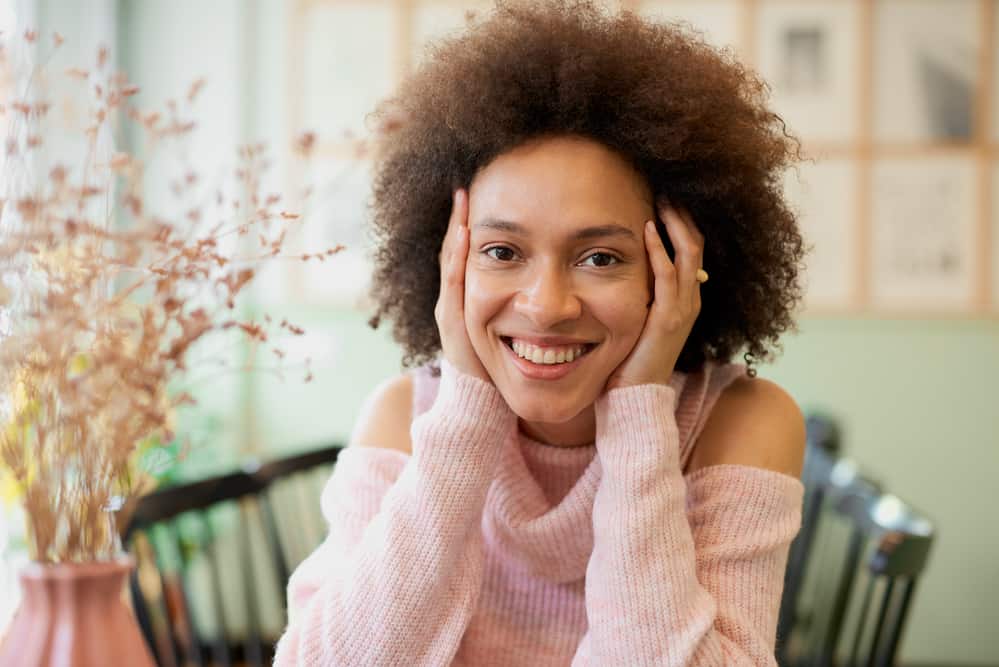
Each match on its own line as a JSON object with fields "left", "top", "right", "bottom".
{"left": 409, "top": 358, "right": 516, "bottom": 485}
{"left": 594, "top": 383, "right": 680, "bottom": 477}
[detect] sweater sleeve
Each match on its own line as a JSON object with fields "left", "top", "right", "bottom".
{"left": 572, "top": 384, "right": 804, "bottom": 667}
{"left": 272, "top": 359, "right": 516, "bottom": 667}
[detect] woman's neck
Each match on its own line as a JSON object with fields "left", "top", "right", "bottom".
{"left": 517, "top": 405, "right": 596, "bottom": 448}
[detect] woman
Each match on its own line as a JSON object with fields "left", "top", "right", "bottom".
{"left": 275, "top": 1, "right": 807, "bottom": 665}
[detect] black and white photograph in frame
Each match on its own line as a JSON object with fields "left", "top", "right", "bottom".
{"left": 301, "top": 2, "right": 398, "bottom": 141}
{"left": 638, "top": 0, "right": 743, "bottom": 57}
{"left": 873, "top": 0, "right": 979, "bottom": 143}
{"left": 755, "top": 0, "right": 860, "bottom": 145}
{"left": 870, "top": 157, "right": 977, "bottom": 310}
{"left": 296, "top": 156, "right": 377, "bottom": 309}
{"left": 782, "top": 158, "right": 859, "bottom": 310}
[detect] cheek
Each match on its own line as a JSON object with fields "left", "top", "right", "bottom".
{"left": 609, "top": 296, "right": 648, "bottom": 335}
{"left": 462, "top": 267, "right": 505, "bottom": 337}
{"left": 592, "top": 281, "right": 648, "bottom": 347}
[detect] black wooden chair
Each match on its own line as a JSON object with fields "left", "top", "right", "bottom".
{"left": 778, "top": 414, "right": 860, "bottom": 652}
{"left": 776, "top": 428, "right": 935, "bottom": 667}
{"left": 122, "top": 444, "right": 344, "bottom": 667}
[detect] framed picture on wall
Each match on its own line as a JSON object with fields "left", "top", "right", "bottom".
{"left": 873, "top": 0, "right": 980, "bottom": 144}
{"left": 755, "top": 0, "right": 860, "bottom": 145}
{"left": 869, "top": 156, "right": 977, "bottom": 310}
{"left": 638, "top": 0, "right": 743, "bottom": 57}
{"left": 783, "top": 157, "right": 859, "bottom": 310}
{"left": 287, "top": 156, "right": 376, "bottom": 309}
{"left": 300, "top": 2, "right": 399, "bottom": 142}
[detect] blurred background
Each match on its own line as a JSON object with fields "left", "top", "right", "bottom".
{"left": 1, "top": 0, "right": 997, "bottom": 665}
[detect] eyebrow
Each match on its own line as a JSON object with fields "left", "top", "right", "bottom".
{"left": 474, "top": 218, "right": 639, "bottom": 243}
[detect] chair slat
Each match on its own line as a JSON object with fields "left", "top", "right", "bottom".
{"left": 153, "top": 552, "right": 182, "bottom": 667}
{"left": 881, "top": 578, "right": 918, "bottom": 666}
{"left": 129, "top": 558, "right": 159, "bottom": 663}
{"left": 169, "top": 521, "right": 203, "bottom": 667}
{"left": 259, "top": 492, "right": 291, "bottom": 586}
{"left": 867, "top": 577, "right": 895, "bottom": 667}
{"left": 847, "top": 574, "right": 876, "bottom": 667}
{"left": 199, "top": 510, "right": 231, "bottom": 667}
{"left": 239, "top": 499, "right": 265, "bottom": 667}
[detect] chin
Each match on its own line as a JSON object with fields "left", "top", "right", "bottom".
{"left": 504, "top": 396, "right": 583, "bottom": 424}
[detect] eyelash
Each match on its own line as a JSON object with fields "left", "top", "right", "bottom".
{"left": 482, "top": 245, "right": 622, "bottom": 268}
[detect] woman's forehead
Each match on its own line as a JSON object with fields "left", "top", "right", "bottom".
{"left": 468, "top": 137, "right": 654, "bottom": 222}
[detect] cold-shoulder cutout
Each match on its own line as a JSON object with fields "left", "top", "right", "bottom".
{"left": 686, "top": 375, "right": 806, "bottom": 479}
{"left": 348, "top": 372, "right": 413, "bottom": 455}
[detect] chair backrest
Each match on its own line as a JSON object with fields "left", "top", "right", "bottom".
{"left": 778, "top": 414, "right": 849, "bottom": 645}
{"left": 777, "top": 440, "right": 935, "bottom": 667}
{"left": 122, "top": 444, "right": 344, "bottom": 667}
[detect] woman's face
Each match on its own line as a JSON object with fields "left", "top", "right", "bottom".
{"left": 465, "top": 135, "right": 656, "bottom": 428}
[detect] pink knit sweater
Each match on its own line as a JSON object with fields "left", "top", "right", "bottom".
{"left": 273, "top": 359, "right": 804, "bottom": 666}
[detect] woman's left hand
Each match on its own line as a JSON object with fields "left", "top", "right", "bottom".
{"left": 604, "top": 199, "right": 705, "bottom": 392}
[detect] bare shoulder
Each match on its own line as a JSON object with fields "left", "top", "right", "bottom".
{"left": 348, "top": 372, "right": 414, "bottom": 455}
{"left": 687, "top": 375, "right": 806, "bottom": 478}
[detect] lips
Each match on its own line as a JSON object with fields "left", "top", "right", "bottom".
{"left": 500, "top": 336, "right": 598, "bottom": 381}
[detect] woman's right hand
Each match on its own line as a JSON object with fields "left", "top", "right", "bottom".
{"left": 435, "top": 188, "right": 492, "bottom": 383}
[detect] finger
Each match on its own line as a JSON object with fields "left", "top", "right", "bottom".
{"left": 437, "top": 189, "right": 465, "bottom": 325}
{"left": 644, "top": 219, "right": 675, "bottom": 313}
{"left": 675, "top": 205, "right": 705, "bottom": 246}
{"left": 440, "top": 189, "right": 466, "bottom": 275}
{"left": 439, "top": 188, "right": 464, "bottom": 265}
{"left": 446, "top": 190, "right": 469, "bottom": 311}
{"left": 658, "top": 200, "right": 703, "bottom": 306}
{"left": 675, "top": 205, "right": 705, "bottom": 310}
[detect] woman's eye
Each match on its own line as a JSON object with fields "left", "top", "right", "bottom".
{"left": 484, "top": 246, "right": 517, "bottom": 262}
{"left": 581, "top": 252, "right": 620, "bottom": 268}
{"left": 482, "top": 247, "right": 619, "bottom": 267}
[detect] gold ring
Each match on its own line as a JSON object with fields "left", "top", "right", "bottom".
{"left": 696, "top": 268, "right": 709, "bottom": 284}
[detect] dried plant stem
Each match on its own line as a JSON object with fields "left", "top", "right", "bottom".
{"left": 0, "top": 34, "right": 322, "bottom": 562}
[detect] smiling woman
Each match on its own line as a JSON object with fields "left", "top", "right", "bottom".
{"left": 274, "top": 1, "right": 808, "bottom": 665}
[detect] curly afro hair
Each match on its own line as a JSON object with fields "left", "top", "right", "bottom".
{"left": 365, "top": 0, "right": 806, "bottom": 377}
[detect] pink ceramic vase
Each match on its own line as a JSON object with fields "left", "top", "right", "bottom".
{"left": 0, "top": 557, "right": 156, "bottom": 667}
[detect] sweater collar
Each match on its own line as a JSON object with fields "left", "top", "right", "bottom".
{"left": 481, "top": 373, "right": 687, "bottom": 583}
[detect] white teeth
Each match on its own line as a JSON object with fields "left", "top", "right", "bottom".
{"left": 509, "top": 339, "right": 588, "bottom": 365}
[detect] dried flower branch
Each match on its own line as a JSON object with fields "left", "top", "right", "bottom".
{"left": 0, "top": 34, "right": 336, "bottom": 563}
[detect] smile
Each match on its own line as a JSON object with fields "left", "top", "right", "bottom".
{"left": 500, "top": 336, "right": 598, "bottom": 381}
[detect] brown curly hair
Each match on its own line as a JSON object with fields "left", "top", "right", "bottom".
{"left": 365, "top": 0, "right": 805, "bottom": 376}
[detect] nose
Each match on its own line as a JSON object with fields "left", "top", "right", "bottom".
{"left": 512, "top": 261, "right": 582, "bottom": 329}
